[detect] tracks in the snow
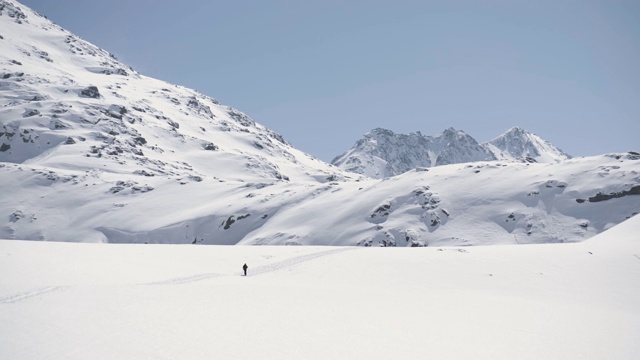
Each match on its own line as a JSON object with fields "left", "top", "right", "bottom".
{"left": 143, "top": 247, "right": 354, "bottom": 285}
{"left": 0, "top": 286, "right": 65, "bottom": 304}
{"left": 248, "top": 247, "right": 353, "bottom": 277}
{"left": 0, "top": 247, "right": 355, "bottom": 303}
{"left": 144, "top": 272, "right": 223, "bottom": 285}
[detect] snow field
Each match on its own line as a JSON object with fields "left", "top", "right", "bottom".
{"left": 1, "top": 216, "right": 639, "bottom": 359}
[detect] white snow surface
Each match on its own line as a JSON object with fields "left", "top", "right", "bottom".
{"left": 1, "top": 215, "right": 639, "bottom": 359}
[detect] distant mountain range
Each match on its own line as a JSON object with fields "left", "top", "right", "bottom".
{"left": 1, "top": 0, "right": 638, "bottom": 247}
{"left": 331, "top": 127, "right": 570, "bottom": 179}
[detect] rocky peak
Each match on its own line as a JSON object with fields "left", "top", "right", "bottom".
{"left": 433, "top": 128, "right": 495, "bottom": 166}
{"left": 332, "top": 127, "right": 496, "bottom": 178}
{"left": 484, "top": 127, "right": 570, "bottom": 163}
{"left": 333, "top": 126, "right": 568, "bottom": 178}
{"left": 331, "top": 128, "right": 434, "bottom": 178}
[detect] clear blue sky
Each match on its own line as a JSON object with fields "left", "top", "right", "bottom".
{"left": 21, "top": 0, "right": 640, "bottom": 162}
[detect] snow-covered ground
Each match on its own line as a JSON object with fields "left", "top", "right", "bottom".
{"left": 2, "top": 215, "right": 639, "bottom": 359}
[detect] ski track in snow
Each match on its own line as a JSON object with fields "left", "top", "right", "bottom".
{"left": 143, "top": 272, "right": 224, "bottom": 286}
{"left": 0, "top": 249, "right": 355, "bottom": 303}
{"left": 248, "top": 247, "right": 354, "bottom": 276}
{"left": 0, "top": 286, "right": 66, "bottom": 304}
{"left": 143, "top": 247, "right": 355, "bottom": 285}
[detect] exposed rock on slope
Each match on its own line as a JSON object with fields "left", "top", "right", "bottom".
{"left": 0, "top": 0, "right": 347, "bottom": 183}
{"left": 1, "top": 0, "right": 637, "bottom": 247}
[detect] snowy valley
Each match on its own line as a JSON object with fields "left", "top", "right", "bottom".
{"left": 1, "top": 1, "right": 640, "bottom": 359}
{"left": 1, "top": 213, "right": 639, "bottom": 359}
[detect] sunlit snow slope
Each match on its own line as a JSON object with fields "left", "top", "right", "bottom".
{"left": 1, "top": 0, "right": 638, "bottom": 246}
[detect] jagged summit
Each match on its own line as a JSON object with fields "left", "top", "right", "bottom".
{"left": 331, "top": 127, "right": 496, "bottom": 178}
{"left": 332, "top": 127, "right": 569, "bottom": 178}
{"left": 434, "top": 127, "right": 496, "bottom": 166}
{"left": 485, "top": 126, "right": 571, "bottom": 163}
{"left": 330, "top": 128, "right": 433, "bottom": 178}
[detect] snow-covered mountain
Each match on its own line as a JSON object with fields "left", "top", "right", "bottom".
{"left": 1, "top": 0, "right": 638, "bottom": 247}
{"left": 0, "top": 0, "right": 348, "bottom": 183}
{"left": 331, "top": 127, "right": 496, "bottom": 178}
{"left": 332, "top": 127, "right": 570, "bottom": 178}
{"left": 486, "top": 126, "right": 570, "bottom": 163}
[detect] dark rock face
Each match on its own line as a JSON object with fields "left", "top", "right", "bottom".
{"left": 221, "top": 214, "right": 251, "bottom": 230}
{"left": 23, "top": 109, "right": 40, "bottom": 117}
{"left": 577, "top": 185, "right": 640, "bottom": 203}
{"left": 106, "top": 105, "right": 127, "bottom": 119}
{"left": 187, "top": 97, "right": 214, "bottom": 119}
{"left": 133, "top": 170, "right": 154, "bottom": 177}
{"left": 627, "top": 151, "right": 640, "bottom": 160}
{"left": 227, "top": 109, "right": 254, "bottom": 127}
{"left": 100, "top": 68, "right": 128, "bottom": 76}
{"left": 371, "top": 203, "right": 391, "bottom": 218}
{"left": 587, "top": 186, "right": 640, "bottom": 202}
{"left": 80, "top": 86, "right": 100, "bottom": 98}
{"left": 203, "top": 142, "right": 218, "bottom": 151}
{"left": 0, "top": 1, "right": 28, "bottom": 23}
{"left": 108, "top": 180, "right": 153, "bottom": 194}
{"left": 133, "top": 137, "right": 146, "bottom": 145}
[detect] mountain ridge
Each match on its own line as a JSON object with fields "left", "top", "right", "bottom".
{"left": 332, "top": 126, "right": 570, "bottom": 178}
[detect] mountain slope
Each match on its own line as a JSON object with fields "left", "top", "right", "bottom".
{"left": 0, "top": 0, "right": 358, "bottom": 243}
{"left": 1, "top": 0, "right": 638, "bottom": 246}
{"left": 0, "top": 0, "right": 349, "bottom": 184}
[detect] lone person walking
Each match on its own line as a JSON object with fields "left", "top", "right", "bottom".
{"left": 242, "top": 263, "right": 248, "bottom": 276}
